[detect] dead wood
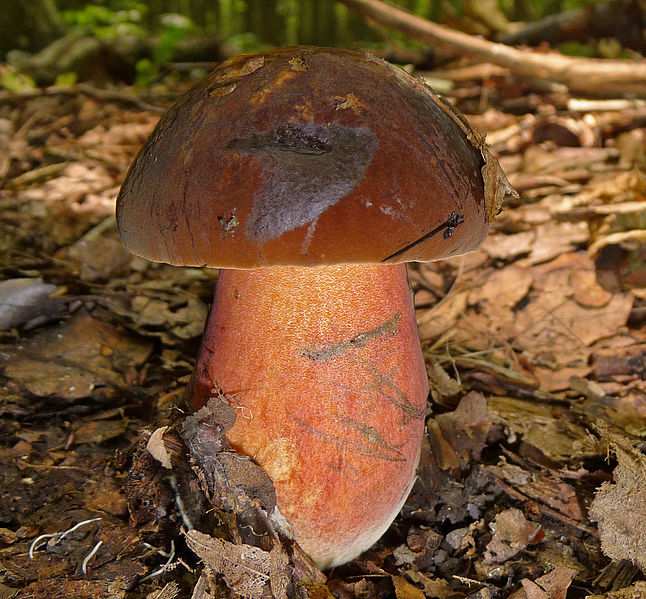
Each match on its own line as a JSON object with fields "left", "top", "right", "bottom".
{"left": 499, "top": 0, "right": 646, "bottom": 54}
{"left": 8, "top": 31, "right": 230, "bottom": 85}
{"left": 337, "top": 0, "right": 646, "bottom": 97}
{"left": 0, "top": 83, "right": 167, "bottom": 114}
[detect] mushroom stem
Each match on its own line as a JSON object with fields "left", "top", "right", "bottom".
{"left": 188, "top": 262, "right": 428, "bottom": 569}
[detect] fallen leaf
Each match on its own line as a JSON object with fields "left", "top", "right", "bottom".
{"left": 403, "top": 570, "right": 455, "bottom": 599}
{"left": 491, "top": 459, "right": 587, "bottom": 524}
{"left": 74, "top": 418, "right": 128, "bottom": 444}
{"left": 487, "top": 396, "right": 594, "bottom": 462}
{"left": 512, "top": 567, "right": 578, "bottom": 599}
{"left": 589, "top": 433, "right": 646, "bottom": 572}
{"left": 2, "top": 311, "right": 152, "bottom": 399}
{"left": 427, "top": 359, "right": 462, "bottom": 404}
{"left": 147, "top": 426, "right": 172, "bottom": 469}
{"left": 392, "top": 575, "right": 425, "bottom": 599}
{"left": 67, "top": 238, "right": 133, "bottom": 282}
{"left": 520, "top": 578, "right": 548, "bottom": 599}
{"left": 570, "top": 269, "right": 612, "bottom": 308}
{"left": 587, "top": 581, "right": 646, "bottom": 599}
{"left": 469, "top": 264, "right": 533, "bottom": 308}
{"left": 149, "top": 581, "right": 181, "bottom": 599}
{"left": 185, "top": 530, "right": 274, "bottom": 599}
{"left": 191, "top": 572, "right": 215, "bottom": 599}
{"left": 436, "top": 392, "right": 491, "bottom": 466}
{"left": 484, "top": 508, "right": 541, "bottom": 564}
{"left": 417, "top": 290, "right": 468, "bottom": 341}
{"left": 483, "top": 231, "right": 534, "bottom": 260}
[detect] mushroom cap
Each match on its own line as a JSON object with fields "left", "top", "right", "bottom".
{"left": 117, "top": 46, "right": 514, "bottom": 268}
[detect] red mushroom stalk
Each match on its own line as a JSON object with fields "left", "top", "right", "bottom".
{"left": 190, "top": 263, "right": 426, "bottom": 567}
{"left": 116, "top": 47, "right": 515, "bottom": 569}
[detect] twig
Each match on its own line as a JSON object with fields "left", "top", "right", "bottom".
{"left": 0, "top": 84, "right": 167, "bottom": 114}
{"left": 336, "top": 0, "right": 646, "bottom": 97}
{"left": 567, "top": 98, "right": 646, "bottom": 112}
{"left": 496, "top": 478, "right": 598, "bottom": 535}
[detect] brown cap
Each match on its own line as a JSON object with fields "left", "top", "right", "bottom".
{"left": 117, "top": 46, "right": 515, "bottom": 268}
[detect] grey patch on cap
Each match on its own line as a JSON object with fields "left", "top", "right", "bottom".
{"left": 227, "top": 121, "right": 378, "bottom": 242}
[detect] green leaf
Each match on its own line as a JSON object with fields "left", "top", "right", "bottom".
{"left": 1, "top": 69, "right": 36, "bottom": 93}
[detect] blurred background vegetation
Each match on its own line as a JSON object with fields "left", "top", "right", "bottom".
{"left": 4, "top": 0, "right": 611, "bottom": 55}
{"left": 0, "top": 0, "right": 633, "bottom": 89}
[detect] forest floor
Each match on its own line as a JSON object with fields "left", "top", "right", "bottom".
{"left": 1, "top": 59, "right": 646, "bottom": 599}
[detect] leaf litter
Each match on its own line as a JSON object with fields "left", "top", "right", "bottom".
{"left": 1, "top": 57, "right": 646, "bottom": 599}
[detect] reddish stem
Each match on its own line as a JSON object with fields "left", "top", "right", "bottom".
{"left": 189, "top": 263, "right": 428, "bottom": 568}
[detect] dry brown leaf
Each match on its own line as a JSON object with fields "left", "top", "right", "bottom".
{"left": 483, "top": 231, "right": 534, "bottom": 260}
{"left": 512, "top": 567, "right": 578, "bottom": 599}
{"left": 392, "top": 575, "right": 425, "bottom": 599}
{"left": 149, "top": 582, "right": 181, "bottom": 599}
{"left": 589, "top": 434, "right": 646, "bottom": 572}
{"left": 528, "top": 223, "right": 590, "bottom": 265}
{"left": 427, "top": 359, "right": 462, "bottom": 403}
{"left": 484, "top": 508, "right": 541, "bottom": 564}
{"left": 556, "top": 169, "right": 646, "bottom": 215}
{"left": 587, "top": 581, "right": 646, "bottom": 599}
{"left": 468, "top": 264, "right": 533, "bottom": 338}
{"left": 404, "top": 571, "right": 455, "bottom": 599}
{"left": 491, "top": 459, "right": 588, "bottom": 524}
{"left": 2, "top": 311, "right": 152, "bottom": 398}
{"left": 426, "top": 419, "right": 461, "bottom": 473}
{"left": 436, "top": 391, "right": 491, "bottom": 466}
{"left": 487, "top": 396, "right": 594, "bottom": 462}
{"left": 532, "top": 365, "right": 591, "bottom": 393}
{"left": 74, "top": 418, "right": 128, "bottom": 444}
{"left": 417, "top": 290, "right": 468, "bottom": 341}
{"left": 191, "top": 571, "right": 215, "bottom": 599}
{"left": 133, "top": 293, "right": 208, "bottom": 341}
{"left": 147, "top": 427, "right": 172, "bottom": 469}
{"left": 519, "top": 579, "right": 548, "bottom": 599}
{"left": 67, "top": 238, "right": 134, "bottom": 282}
{"left": 469, "top": 264, "right": 533, "bottom": 308}
{"left": 185, "top": 530, "right": 272, "bottom": 599}
{"left": 570, "top": 269, "right": 612, "bottom": 308}
{"left": 269, "top": 545, "right": 290, "bottom": 599}
{"left": 512, "top": 254, "right": 633, "bottom": 360}
{"left": 483, "top": 222, "right": 588, "bottom": 265}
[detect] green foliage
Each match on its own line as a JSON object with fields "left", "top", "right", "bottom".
{"left": 17, "top": 0, "right": 622, "bottom": 89}
{"left": 216, "top": 0, "right": 248, "bottom": 40}
{"left": 134, "top": 57, "right": 155, "bottom": 84}
{"left": 135, "top": 13, "right": 196, "bottom": 85}
{"left": 61, "top": 3, "right": 148, "bottom": 38}
{"left": 154, "top": 14, "right": 195, "bottom": 65}
{"left": 62, "top": 2, "right": 197, "bottom": 85}
{"left": 54, "top": 71, "right": 78, "bottom": 87}
{"left": 557, "top": 40, "right": 596, "bottom": 58}
{"left": 276, "top": 0, "right": 299, "bottom": 46}
{"left": 1, "top": 67, "right": 36, "bottom": 92}
{"left": 225, "top": 32, "right": 269, "bottom": 54}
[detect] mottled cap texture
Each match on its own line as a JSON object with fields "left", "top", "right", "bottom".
{"left": 117, "top": 46, "right": 515, "bottom": 268}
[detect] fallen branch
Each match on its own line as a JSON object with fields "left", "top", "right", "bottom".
{"left": 0, "top": 83, "right": 167, "bottom": 114}
{"left": 498, "top": 0, "right": 646, "bottom": 53}
{"left": 337, "top": 0, "right": 646, "bottom": 97}
{"left": 8, "top": 31, "right": 230, "bottom": 86}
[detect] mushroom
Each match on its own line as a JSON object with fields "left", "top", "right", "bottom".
{"left": 116, "top": 46, "right": 515, "bottom": 569}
